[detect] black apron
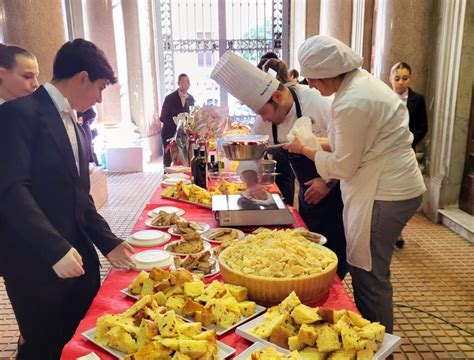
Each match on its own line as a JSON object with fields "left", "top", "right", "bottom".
{"left": 272, "top": 87, "right": 348, "bottom": 278}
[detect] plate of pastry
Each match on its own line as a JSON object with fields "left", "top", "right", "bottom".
{"left": 168, "top": 221, "right": 211, "bottom": 236}
{"left": 201, "top": 227, "right": 245, "bottom": 243}
{"left": 164, "top": 239, "right": 212, "bottom": 257}
{"left": 147, "top": 206, "right": 185, "bottom": 217}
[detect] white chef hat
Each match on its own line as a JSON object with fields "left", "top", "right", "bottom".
{"left": 211, "top": 51, "right": 280, "bottom": 112}
{"left": 298, "top": 35, "right": 363, "bottom": 79}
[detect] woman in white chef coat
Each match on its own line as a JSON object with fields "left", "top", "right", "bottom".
{"left": 285, "top": 35, "right": 425, "bottom": 334}
{"left": 0, "top": 44, "right": 39, "bottom": 104}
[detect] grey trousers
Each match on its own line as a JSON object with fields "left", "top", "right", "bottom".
{"left": 349, "top": 195, "right": 423, "bottom": 334}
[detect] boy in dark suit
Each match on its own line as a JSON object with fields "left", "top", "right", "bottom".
{"left": 160, "top": 73, "right": 195, "bottom": 167}
{"left": 0, "top": 38, "right": 135, "bottom": 360}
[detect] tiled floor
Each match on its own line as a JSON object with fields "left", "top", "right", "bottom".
{"left": 1, "top": 165, "right": 473, "bottom": 359}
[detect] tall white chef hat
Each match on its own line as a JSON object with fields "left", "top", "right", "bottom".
{"left": 211, "top": 51, "right": 280, "bottom": 112}
{"left": 298, "top": 35, "right": 363, "bottom": 79}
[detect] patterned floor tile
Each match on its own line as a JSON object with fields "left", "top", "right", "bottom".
{"left": 1, "top": 163, "right": 473, "bottom": 359}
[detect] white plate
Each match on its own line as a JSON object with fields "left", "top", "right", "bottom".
{"left": 161, "top": 178, "right": 191, "bottom": 187}
{"left": 144, "top": 218, "right": 183, "bottom": 230}
{"left": 126, "top": 233, "right": 171, "bottom": 247}
{"left": 161, "top": 195, "right": 213, "bottom": 209}
{"left": 201, "top": 228, "right": 246, "bottom": 243}
{"left": 179, "top": 304, "right": 266, "bottom": 337}
{"left": 233, "top": 342, "right": 272, "bottom": 360}
{"left": 131, "top": 229, "right": 167, "bottom": 242}
{"left": 163, "top": 173, "right": 191, "bottom": 180}
{"left": 164, "top": 166, "right": 191, "bottom": 174}
{"left": 235, "top": 313, "right": 402, "bottom": 359}
{"left": 132, "top": 250, "right": 173, "bottom": 271}
{"left": 133, "top": 250, "right": 170, "bottom": 264}
{"left": 168, "top": 222, "right": 211, "bottom": 235}
{"left": 313, "top": 233, "right": 327, "bottom": 246}
{"left": 148, "top": 206, "right": 186, "bottom": 217}
{"left": 164, "top": 240, "right": 212, "bottom": 257}
{"left": 82, "top": 328, "right": 235, "bottom": 359}
{"left": 293, "top": 230, "right": 327, "bottom": 246}
{"left": 120, "top": 288, "right": 139, "bottom": 300}
{"left": 170, "top": 260, "right": 220, "bottom": 278}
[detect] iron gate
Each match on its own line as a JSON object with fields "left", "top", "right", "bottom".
{"left": 154, "top": 0, "right": 290, "bottom": 123}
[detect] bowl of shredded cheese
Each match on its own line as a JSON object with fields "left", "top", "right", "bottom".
{"left": 218, "top": 229, "right": 338, "bottom": 306}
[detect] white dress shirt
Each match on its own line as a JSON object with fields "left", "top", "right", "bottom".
{"left": 398, "top": 89, "right": 409, "bottom": 104}
{"left": 0, "top": 98, "right": 5, "bottom": 105}
{"left": 43, "top": 82, "right": 80, "bottom": 174}
{"left": 178, "top": 91, "right": 188, "bottom": 107}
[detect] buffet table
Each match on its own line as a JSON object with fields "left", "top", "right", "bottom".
{"left": 61, "top": 188, "right": 358, "bottom": 359}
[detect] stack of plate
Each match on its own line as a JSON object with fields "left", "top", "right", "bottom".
{"left": 127, "top": 229, "right": 171, "bottom": 247}
{"left": 164, "top": 165, "right": 191, "bottom": 174}
{"left": 132, "top": 250, "right": 173, "bottom": 271}
{"left": 163, "top": 173, "right": 191, "bottom": 181}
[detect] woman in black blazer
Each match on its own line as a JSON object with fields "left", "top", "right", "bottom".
{"left": 0, "top": 43, "right": 39, "bottom": 353}
{"left": 390, "top": 62, "right": 428, "bottom": 149}
{"left": 0, "top": 44, "right": 39, "bottom": 105}
{"left": 390, "top": 62, "right": 428, "bottom": 249}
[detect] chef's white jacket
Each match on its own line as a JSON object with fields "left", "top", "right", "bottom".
{"left": 315, "top": 69, "right": 426, "bottom": 271}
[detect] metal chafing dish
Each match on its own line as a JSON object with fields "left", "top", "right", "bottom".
{"left": 221, "top": 135, "right": 286, "bottom": 160}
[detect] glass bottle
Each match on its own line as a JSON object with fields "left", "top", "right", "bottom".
{"left": 190, "top": 148, "right": 200, "bottom": 185}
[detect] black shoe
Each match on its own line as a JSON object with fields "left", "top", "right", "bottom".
{"left": 395, "top": 239, "right": 405, "bottom": 249}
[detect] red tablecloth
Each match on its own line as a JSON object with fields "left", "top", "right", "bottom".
{"left": 61, "top": 191, "right": 358, "bottom": 359}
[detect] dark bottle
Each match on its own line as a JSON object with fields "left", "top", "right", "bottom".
{"left": 190, "top": 148, "right": 200, "bottom": 185}
{"left": 207, "top": 154, "right": 218, "bottom": 175}
{"left": 195, "top": 149, "right": 207, "bottom": 189}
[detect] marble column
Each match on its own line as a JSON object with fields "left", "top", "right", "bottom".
{"left": 351, "top": 0, "right": 374, "bottom": 71}
{"left": 122, "top": 0, "right": 161, "bottom": 160}
{"left": 306, "top": 0, "right": 321, "bottom": 37}
{"left": 68, "top": 0, "right": 85, "bottom": 39}
{"left": 319, "top": 0, "right": 352, "bottom": 46}
{"left": 373, "top": 0, "right": 434, "bottom": 93}
{"left": 83, "top": 0, "right": 123, "bottom": 126}
{"left": 0, "top": 0, "right": 66, "bottom": 84}
{"left": 121, "top": 0, "right": 146, "bottom": 136}
{"left": 363, "top": 0, "right": 375, "bottom": 72}
{"left": 423, "top": 0, "right": 469, "bottom": 220}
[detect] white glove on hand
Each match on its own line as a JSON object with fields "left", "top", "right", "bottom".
{"left": 287, "top": 116, "right": 322, "bottom": 151}
{"left": 52, "top": 248, "right": 85, "bottom": 279}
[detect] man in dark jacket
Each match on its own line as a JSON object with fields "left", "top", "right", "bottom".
{"left": 160, "top": 73, "right": 195, "bottom": 167}
{"left": 0, "top": 38, "right": 135, "bottom": 360}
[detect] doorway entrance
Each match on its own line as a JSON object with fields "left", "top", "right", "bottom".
{"left": 154, "top": 0, "right": 290, "bottom": 124}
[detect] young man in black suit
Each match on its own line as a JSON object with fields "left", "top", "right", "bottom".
{"left": 160, "top": 73, "right": 195, "bottom": 167}
{"left": 0, "top": 38, "right": 135, "bottom": 360}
